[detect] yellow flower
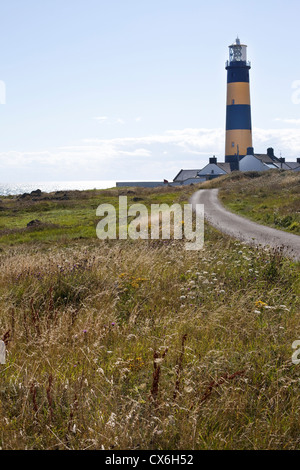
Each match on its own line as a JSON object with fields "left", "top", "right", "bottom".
{"left": 255, "top": 300, "right": 267, "bottom": 307}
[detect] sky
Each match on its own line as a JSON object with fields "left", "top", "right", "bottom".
{"left": 0, "top": 0, "right": 300, "bottom": 183}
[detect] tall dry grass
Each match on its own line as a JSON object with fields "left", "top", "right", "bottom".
{"left": 0, "top": 225, "right": 299, "bottom": 449}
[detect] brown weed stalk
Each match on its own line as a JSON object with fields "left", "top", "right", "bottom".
{"left": 2, "top": 330, "right": 11, "bottom": 347}
{"left": 46, "top": 374, "right": 54, "bottom": 424}
{"left": 67, "top": 393, "right": 79, "bottom": 439}
{"left": 200, "top": 370, "right": 245, "bottom": 404}
{"left": 30, "top": 298, "right": 41, "bottom": 336}
{"left": 150, "top": 348, "right": 168, "bottom": 405}
{"left": 173, "top": 333, "right": 188, "bottom": 400}
{"left": 30, "top": 382, "right": 39, "bottom": 414}
{"left": 10, "top": 308, "right": 15, "bottom": 339}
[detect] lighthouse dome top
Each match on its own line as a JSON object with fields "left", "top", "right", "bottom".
{"left": 228, "top": 37, "right": 248, "bottom": 64}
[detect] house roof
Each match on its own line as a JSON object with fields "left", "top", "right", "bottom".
{"left": 282, "top": 162, "right": 300, "bottom": 170}
{"left": 216, "top": 162, "right": 232, "bottom": 173}
{"left": 254, "top": 154, "right": 280, "bottom": 165}
{"left": 198, "top": 162, "right": 232, "bottom": 176}
{"left": 173, "top": 169, "right": 201, "bottom": 182}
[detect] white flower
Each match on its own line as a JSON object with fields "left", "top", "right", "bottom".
{"left": 126, "top": 334, "right": 136, "bottom": 341}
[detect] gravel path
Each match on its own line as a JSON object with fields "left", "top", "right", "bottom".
{"left": 190, "top": 188, "right": 300, "bottom": 261}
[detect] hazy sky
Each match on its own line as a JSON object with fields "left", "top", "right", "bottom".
{"left": 1, "top": 0, "right": 300, "bottom": 182}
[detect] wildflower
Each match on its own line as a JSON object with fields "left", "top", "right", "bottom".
{"left": 126, "top": 334, "right": 136, "bottom": 340}
{"left": 255, "top": 301, "right": 267, "bottom": 307}
{"left": 279, "top": 305, "right": 289, "bottom": 311}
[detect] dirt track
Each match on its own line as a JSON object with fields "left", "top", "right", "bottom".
{"left": 190, "top": 188, "right": 300, "bottom": 261}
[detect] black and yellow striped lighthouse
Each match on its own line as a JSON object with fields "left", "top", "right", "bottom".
{"left": 225, "top": 37, "right": 252, "bottom": 170}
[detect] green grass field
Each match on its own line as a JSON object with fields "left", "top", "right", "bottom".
{"left": 0, "top": 186, "right": 193, "bottom": 246}
{"left": 0, "top": 180, "right": 299, "bottom": 450}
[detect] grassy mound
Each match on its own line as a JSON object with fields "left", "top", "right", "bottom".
{"left": 211, "top": 170, "right": 300, "bottom": 234}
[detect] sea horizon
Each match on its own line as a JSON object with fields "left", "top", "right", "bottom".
{"left": 0, "top": 180, "right": 117, "bottom": 196}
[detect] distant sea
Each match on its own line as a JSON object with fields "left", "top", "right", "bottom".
{"left": 0, "top": 180, "right": 116, "bottom": 196}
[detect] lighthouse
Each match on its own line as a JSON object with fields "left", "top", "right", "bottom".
{"left": 225, "top": 37, "right": 253, "bottom": 171}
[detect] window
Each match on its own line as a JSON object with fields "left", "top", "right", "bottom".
{"left": 232, "top": 142, "right": 235, "bottom": 148}
{"left": 232, "top": 99, "right": 235, "bottom": 105}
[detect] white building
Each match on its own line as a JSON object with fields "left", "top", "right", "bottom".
{"left": 171, "top": 148, "right": 300, "bottom": 185}
{"left": 197, "top": 157, "right": 231, "bottom": 180}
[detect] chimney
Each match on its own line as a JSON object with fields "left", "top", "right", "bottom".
{"left": 267, "top": 147, "right": 275, "bottom": 159}
{"left": 279, "top": 157, "right": 285, "bottom": 168}
{"left": 209, "top": 156, "right": 217, "bottom": 164}
{"left": 247, "top": 147, "right": 254, "bottom": 156}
